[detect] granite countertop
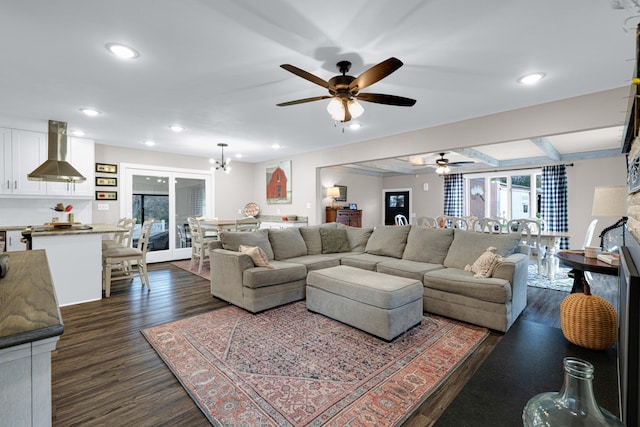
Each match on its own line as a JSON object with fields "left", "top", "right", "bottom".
{"left": 0, "top": 250, "right": 64, "bottom": 349}
{"left": 257, "top": 215, "right": 308, "bottom": 224}
{"left": 29, "top": 223, "right": 127, "bottom": 237}
{"left": 0, "top": 225, "right": 28, "bottom": 231}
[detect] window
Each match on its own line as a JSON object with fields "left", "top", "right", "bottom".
{"left": 465, "top": 169, "right": 541, "bottom": 220}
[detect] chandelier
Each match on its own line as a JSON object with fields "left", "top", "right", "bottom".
{"left": 213, "top": 143, "right": 231, "bottom": 173}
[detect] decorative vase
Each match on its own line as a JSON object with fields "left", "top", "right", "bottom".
{"left": 522, "top": 357, "right": 623, "bottom": 426}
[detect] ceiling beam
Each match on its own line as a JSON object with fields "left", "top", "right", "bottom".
{"left": 530, "top": 137, "right": 561, "bottom": 161}
{"left": 456, "top": 148, "right": 500, "bottom": 167}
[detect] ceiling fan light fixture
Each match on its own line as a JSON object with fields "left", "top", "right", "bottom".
{"left": 326, "top": 98, "right": 364, "bottom": 122}
{"left": 435, "top": 165, "right": 451, "bottom": 175}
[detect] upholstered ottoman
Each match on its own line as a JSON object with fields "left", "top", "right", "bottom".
{"left": 306, "top": 265, "right": 423, "bottom": 341}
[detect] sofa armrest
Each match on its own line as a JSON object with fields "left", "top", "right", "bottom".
{"left": 208, "top": 240, "right": 223, "bottom": 251}
{"left": 210, "top": 248, "right": 255, "bottom": 305}
{"left": 492, "top": 253, "right": 527, "bottom": 281}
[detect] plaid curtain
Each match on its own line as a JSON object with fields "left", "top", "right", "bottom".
{"left": 443, "top": 173, "right": 464, "bottom": 216}
{"left": 541, "top": 165, "right": 569, "bottom": 249}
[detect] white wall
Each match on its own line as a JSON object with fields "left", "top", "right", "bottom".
{"left": 320, "top": 168, "right": 383, "bottom": 227}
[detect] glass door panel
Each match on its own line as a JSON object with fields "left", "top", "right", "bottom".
{"left": 175, "top": 177, "right": 207, "bottom": 250}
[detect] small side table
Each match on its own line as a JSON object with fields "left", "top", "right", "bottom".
{"left": 557, "top": 251, "right": 619, "bottom": 350}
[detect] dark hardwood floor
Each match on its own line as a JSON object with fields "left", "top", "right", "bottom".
{"left": 50, "top": 264, "right": 619, "bottom": 427}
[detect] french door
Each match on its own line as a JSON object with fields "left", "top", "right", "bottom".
{"left": 121, "top": 163, "right": 212, "bottom": 263}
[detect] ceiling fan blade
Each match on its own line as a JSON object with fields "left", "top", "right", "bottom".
{"left": 349, "top": 57, "right": 403, "bottom": 92}
{"left": 355, "top": 92, "right": 416, "bottom": 106}
{"left": 280, "top": 64, "right": 334, "bottom": 90}
{"left": 449, "top": 161, "right": 475, "bottom": 166}
{"left": 276, "top": 95, "right": 331, "bottom": 107}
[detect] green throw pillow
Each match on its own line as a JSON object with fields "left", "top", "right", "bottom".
{"left": 319, "top": 227, "right": 351, "bottom": 254}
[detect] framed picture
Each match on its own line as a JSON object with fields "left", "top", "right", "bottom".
{"left": 335, "top": 185, "right": 347, "bottom": 202}
{"left": 96, "top": 177, "right": 117, "bottom": 187}
{"left": 96, "top": 191, "right": 117, "bottom": 200}
{"left": 629, "top": 152, "right": 640, "bottom": 194}
{"left": 96, "top": 163, "right": 117, "bottom": 174}
{"left": 349, "top": 203, "right": 358, "bottom": 210}
{"left": 266, "top": 160, "right": 292, "bottom": 204}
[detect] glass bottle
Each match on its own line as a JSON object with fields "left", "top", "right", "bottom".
{"left": 522, "top": 357, "right": 623, "bottom": 426}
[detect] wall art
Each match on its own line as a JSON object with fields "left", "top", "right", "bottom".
{"left": 96, "top": 191, "right": 117, "bottom": 200}
{"left": 266, "top": 160, "right": 292, "bottom": 204}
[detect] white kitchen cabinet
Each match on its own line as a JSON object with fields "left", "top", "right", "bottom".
{"left": 5, "top": 230, "right": 27, "bottom": 252}
{"left": 46, "top": 137, "right": 95, "bottom": 197}
{"left": 0, "top": 128, "right": 47, "bottom": 195}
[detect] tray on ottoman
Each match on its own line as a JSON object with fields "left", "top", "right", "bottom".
{"left": 306, "top": 265, "right": 423, "bottom": 341}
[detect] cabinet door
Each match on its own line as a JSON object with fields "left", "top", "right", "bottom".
{"left": 46, "top": 137, "right": 95, "bottom": 197}
{"left": 0, "top": 128, "right": 11, "bottom": 194}
{"left": 6, "top": 230, "right": 27, "bottom": 251}
{"left": 11, "top": 129, "right": 47, "bottom": 195}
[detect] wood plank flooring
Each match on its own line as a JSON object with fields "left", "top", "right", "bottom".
{"left": 50, "top": 264, "right": 618, "bottom": 426}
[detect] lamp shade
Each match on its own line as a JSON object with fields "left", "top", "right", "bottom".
{"left": 327, "top": 186, "right": 341, "bottom": 198}
{"left": 591, "top": 185, "right": 627, "bottom": 217}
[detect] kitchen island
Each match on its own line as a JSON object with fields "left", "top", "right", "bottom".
{"left": 30, "top": 224, "right": 126, "bottom": 306}
{"left": 0, "top": 250, "right": 64, "bottom": 426}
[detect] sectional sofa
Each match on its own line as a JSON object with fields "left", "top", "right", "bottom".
{"left": 209, "top": 223, "right": 528, "bottom": 332}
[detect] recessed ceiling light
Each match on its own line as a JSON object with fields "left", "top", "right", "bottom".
{"left": 105, "top": 43, "right": 140, "bottom": 59}
{"left": 144, "top": 140, "right": 155, "bottom": 147}
{"left": 272, "top": 144, "right": 281, "bottom": 149}
{"left": 349, "top": 123, "right": 362, "bottom": 130}
{"left": 70, "top": 130, "right": 85, "bottom": 137}
{"left": 80, "top": 108, "right": 100, "bottom": 117}
{"left": 517, "top": 73, "right": 545, "bottom": 85}
{"left": 235, "top": 153, "right": 243, "bottom": 159}
{"left": 168, "top": 124, "right": 184, "bottom": 132}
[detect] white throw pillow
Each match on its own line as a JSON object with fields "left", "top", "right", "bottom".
{"left": 239, "top": 245, "right": 273, "bottom": 269}
{"left": 465, "top": 246, "right": 503, "bottom": 278}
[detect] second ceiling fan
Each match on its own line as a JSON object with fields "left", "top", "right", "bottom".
{"left": 277, "top": 57, "right": 416, "bottom": 122}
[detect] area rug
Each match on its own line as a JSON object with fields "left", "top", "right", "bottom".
{"left": 171, "top": 259, "right": 210, "bottom": 280}
{"left": 527, "top": 264, "right": 573, "bottom": 292}
{"left": 142, "top": 301, "right": 489, "bottom": 426}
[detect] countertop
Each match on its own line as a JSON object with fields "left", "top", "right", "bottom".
{"left": 29, "top": 223, "right": 127, "bottom": 237}
{"left": 0, "top": 250, "right": 64, "bottom": 349}
{"left": 0, "top": 225, "right": 28, "bottom": 231}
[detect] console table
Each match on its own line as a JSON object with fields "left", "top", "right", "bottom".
{"left": 326, "top": 207, "right": 362, "bottom": 227}
{"left": 435, "top": 319, "right": 619, "bottom": 426}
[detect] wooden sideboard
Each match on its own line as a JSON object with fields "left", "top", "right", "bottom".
{"left": 326, "top": 207, "right": 362, "bottom": 228}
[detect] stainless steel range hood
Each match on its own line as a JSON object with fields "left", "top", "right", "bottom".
{"left": 28, "top": 120, "right": 86, "bottom": 182}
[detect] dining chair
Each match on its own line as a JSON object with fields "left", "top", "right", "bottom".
{"left": 416, "top": 216, "right": 437, "bottom": 227}
{"left": 507, "top": 218, "right": 544, "bottom": 279}
{"left": 235, "top": 216, "right": 260, "bottom": 232}
{"left": 102, "top": 220, "right": 153, "bottom": 297}
{"left": 188, "top": 217, "right": 216, "bottom": 273}
{"left": 436, "top": 215, "right": 470, "bottom": 230}
{"left": 102, "top": 217, "right": 136, "bottom": 250}
{"left": 394, "top": 214, "right": 409, "bottom": 225}
{"left": 472, "top": 217, "right": 505, "bottom": 234}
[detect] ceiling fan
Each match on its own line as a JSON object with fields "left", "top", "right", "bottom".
{"left": 433, "top": 153, "right": 474, "bottom": 174}
{"left": 276, "top": 57, "right": 416, "bottom": 122}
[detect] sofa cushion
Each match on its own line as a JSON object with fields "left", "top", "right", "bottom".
{"left": 243, "top": 260, "right": 307, "bottom": 288}
{"left": 376, "top": 258, "right": 445, "bottom": 282}
{"left": 402, "top": 227, "right": 454, "bottom": 264}
{"left": 443, "top": 229, "right": 521, "bottom": 270}
{"left": 337, "top": 224, "right": 374, "bottom": 251}
{"left": 365, "top": 225, "right": 411, "bottom": 258}
{"left": 219, "top": 230, "right": 274, "bottom": 260}
{"left": 285, "top": 254, "right": 341, "bottom": 271}
{"left": 319, "top": 227, "right": 351, "bottom": 254}
{"left": 299, "top": 223, "right": 337, "bottom": 255}
{"left": 268, "top": 228, "right": 307, "bottom": 260}
{"left": 340, "top": 253, "right": 395, "bottom": 271}
{"left": 424, "top": 268, "right": 512, "bottom": 304}
{"left": 239, "top": 245, "right": 273, "bottom": 269}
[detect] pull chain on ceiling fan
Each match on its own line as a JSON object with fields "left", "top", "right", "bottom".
{"left": 277, "top": 57, "right": 417, "bottom": 122}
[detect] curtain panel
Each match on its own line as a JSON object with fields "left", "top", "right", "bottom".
{"left": 443, "top": 173, "right": 464, "bottom": 217}
{"left": 541, "top": 165, "right": 569, "bottom": 249}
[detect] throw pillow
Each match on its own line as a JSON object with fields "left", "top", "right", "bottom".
{"left": 268, "top": 228, "right": 307, "bottom": 260}
{"left": 443, "top": 229, "right": 521, "bottom": 270}
{"left": 465, "top": 246, "right": 503, "bottom": 278}
{"left": 319, "top": 227, "right": 351, "bottom": 254}
{"left": 219, "top": 230, "right": 274, "bottom": 260}
{"left": 365, "top": 225, "right": 411, "bottom": 258}
{"left": 239, "top": 245, "right": 273, "bottom": 269}
{"left": 299, "top": 223, "right": 337, "bottom": 255}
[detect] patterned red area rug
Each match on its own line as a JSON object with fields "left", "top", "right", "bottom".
{"left": 142, "top": 302, "right": 488, "bottom": 426}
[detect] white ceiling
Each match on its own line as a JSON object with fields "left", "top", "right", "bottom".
{"left": 0, "top": 1, "right": 637, "bottom": 172}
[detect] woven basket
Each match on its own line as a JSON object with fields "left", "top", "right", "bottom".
{"left": 560, "top": 293, "right": 618, "bottom": 350}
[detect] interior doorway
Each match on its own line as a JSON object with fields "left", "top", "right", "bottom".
{"left": 383, "top": 188, "right": 412, "bottom": 225}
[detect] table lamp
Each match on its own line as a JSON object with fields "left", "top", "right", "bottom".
{"left": 327, "top": 186, "right": 341, "bottom": 208}
{"left": 591, "top": 185, "right": 628, "bottom": 247}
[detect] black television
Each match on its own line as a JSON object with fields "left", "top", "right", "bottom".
{"left": 619, "top": 244, "right": 640, "bottom": 426}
